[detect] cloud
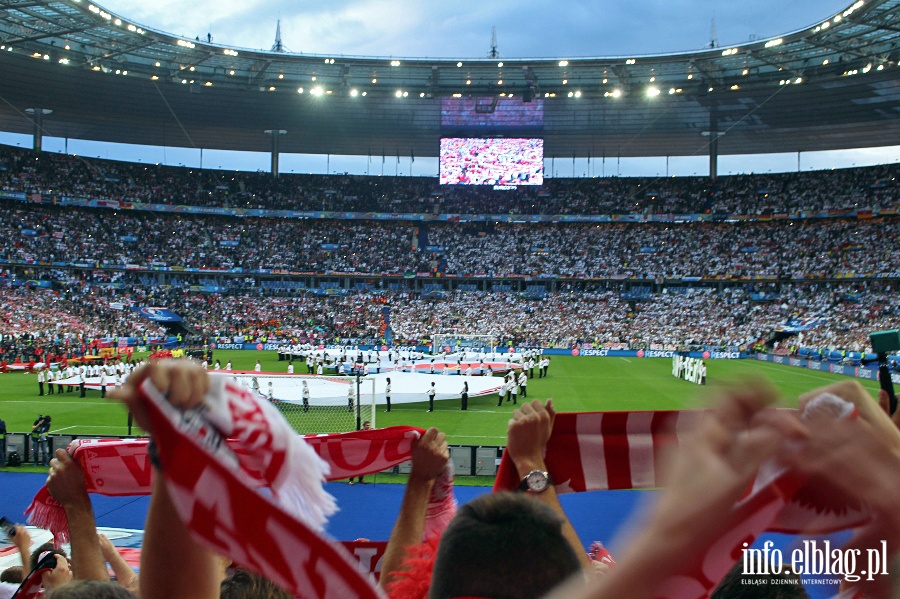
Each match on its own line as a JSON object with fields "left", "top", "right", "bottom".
{"left": 101, "top": 0, "right": 851, "bottom": 57}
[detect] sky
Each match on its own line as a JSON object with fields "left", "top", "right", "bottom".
{"left": 5, "top": 0, "right": 899, "bottom": 176}
{"left": 100, "top": 0, "right": 852, "bottom": 59}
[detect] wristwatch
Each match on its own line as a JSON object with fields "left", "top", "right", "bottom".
{"left": 517, "top": 469, "right": 553, "bottom": 493}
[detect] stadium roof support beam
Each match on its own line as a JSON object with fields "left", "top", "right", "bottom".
{"left": 3, "top": 25, "right": 91, "bottom": 45}
{"left": 264, "top": 129, "right": 286, "bottom": 178}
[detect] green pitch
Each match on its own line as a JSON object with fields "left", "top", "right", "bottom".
{"left": 0, "top": 351, "right": 885, "bottom": 448}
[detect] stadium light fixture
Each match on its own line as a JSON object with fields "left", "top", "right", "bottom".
{"left": 205, "top": 81, "right": 211, "bottom": 86}
{"left": 395, "top": 90, "right": 402, "bottom": 97}
{"left": 646, "top": 86, "right": 660, "bottom": 97}
{"left": 43, "top": 54, "right": 50, "bottom": 60}
{"left": 189, "top": 66, "right": 195, "bottom": 71}
{"left": 92, "top": 65, "right": 101, "bottom": 71}
{"left": 611, "top": 89, "right": 622, "bottom": 98}
{"left": 155, "top": 61, "right": 160, "bottom": 67}
{"left": 419, "top": 92, "right": 425, "bottom": 97}
{"left": 58, "top": 58, "right": 69, "bottom": 65}
{"left": 466, "top": 79, "right": 471, "bottom": 85}
{"left": 823, "top": 59, "right": 829, "bottom": 65}
{"left": 574, "top": 90, "right": 581, "bottom": 98}
{"left": 224, "top": 49, "right": 238, "bottom": 56}
{"left": 297, "top": 87, "right": 304, "bottom": 93}
{"left": 268, "top": 86, "right": 275, "bottom": 91}
{"left": 390, "top": 60, "right": 401, "bottom": 66}
{"left": 64, "top": 44, "right": 70, "bottom": 50}
{"left": 742, "top": 69, "right": 749, "bottom": 75}
{"left": 708, "top": 86, "right": 713, "bottom": 91}
{"left": 371, "top": 78, "right": 377, "bottom": 83}
{"left": 151, "top": 75, "right": 159, "bottom": 80}
{"left": 721, "top": 48, "right": 738, "bottom": 56}
{"left": 567, "top": 91, "right": 573, "bottom": 97}
{"left": 278, "top": 74, "right": 284, "bottom": 79}
{"left": 311, "top": 86, "right": 323, "bottom": 95}
{"left": 181, "top": 79, "right": 187, "bottom": 84}
{"left": 311, "top": 76, "right": 317, "bottom": 81}
{"left": 457, "top": 62, "right": 463, "bottom": 67}
{"left": 764, "top": 38, "right": 783, "bottom": 48}
{"left": 562, "top": 79, "right": 567, "bottom": 84}
{"left": 497, "top": 62, "right": 503, "bottom": 67}
{"left": 559, "top": 60, "right": 568, "bottom": 67}
{"left": 649, "top": 76, "right": 655, "bottom": 82}
{"left": 877, "top": 64, "right": 884, "bottom": 71}
{"left": 361, "top": 91, "right": 367, "bottom": 96}
{"left": 123, "top": 70, "right": 127, "bottom": 75}
{"left": 730, "top": 84, "right": 739, "bottom": 90}
{"left": 403, "top": 91, "right": 408, "bottom": 97}
{"left": 626, "top": 58, "right": 636, "bottom": 64}
{"left": 229, "top": 70, "right": 235, "bottom": 75}
{"left": 452, "top": 93, "right": 462, "bottom": 97}
{"left": 350, "top": 89, "right": 359, "bottom": 97}
{"left": 602, "top": 78, "right": 608, "bottom": 84}
{"left": 114, "top": 18, "right": 121, "bottom": 25}
{"left": 794, "top": 76, "right": 802, "bottom": 83}
{"left": 668, "top": 87, "right": 676, "bottom": 94}
{"left": 687, "top": 74, "right": 693, "bottom": 80}
{"left": 498, "top": 79, "right": 503, "bottom": 85}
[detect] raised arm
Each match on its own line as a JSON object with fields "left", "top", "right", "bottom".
{"left": 46, "top": 448, "right": 108, "bottom": 582}
{"left": 109, "top": 361, "right": 222, "bottom": 599}
{"left": 378, "top": 427, "right": 449, "bottom": 590}
{"left": 505, "top": 399, "right": 592, "bottom": 571}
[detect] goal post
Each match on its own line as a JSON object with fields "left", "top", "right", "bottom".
{"left": 219, "top": 373, "right": 376, "bottom": 435}
{"left": 431, "top": 332, "right": 497, "bottom": 356}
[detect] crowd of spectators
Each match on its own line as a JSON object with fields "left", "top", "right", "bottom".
{"left": 2, "top": 203, "right": 899, "bottom": 279}
{"left": 1, "top": 144, "right": 897, "bottom": 215}
{"left": 1, "top": 275, "right": 895, "bottom": 358}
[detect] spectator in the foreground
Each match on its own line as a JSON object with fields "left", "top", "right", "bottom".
{"left": 29, "top": 545, "right": 73, "bottom": 592}
{"left": 378, "top": 426, "right": 450, "bottom": 590}
{"left": 43, "top": 580, "right": 137, "bottom": 598}
{"left": 349, "top": 420, "right": 373, "bottom": 485}
{"left": 220, "top": 569, "right": 290, "bottom": 599}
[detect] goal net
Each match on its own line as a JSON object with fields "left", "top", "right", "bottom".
{"left": 214, "top": 373, "right": 376, "bottom": 435}
{"left": 431, "top": 333, "right": 498, "bottom": 357}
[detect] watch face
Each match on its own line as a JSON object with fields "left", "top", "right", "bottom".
{"left": 526, "top": 470, "right": 549, "bottom": 492}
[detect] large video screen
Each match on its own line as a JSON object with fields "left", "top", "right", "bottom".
{"left": 439, "top": 138, "right": 544, "bottom": 186}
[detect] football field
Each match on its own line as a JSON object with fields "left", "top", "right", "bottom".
{"left": 0, "top": 351, "right": 884, "bottom": 447}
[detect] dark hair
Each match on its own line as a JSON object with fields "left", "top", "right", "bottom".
{"left": 711, "top": 561, "right": 809, "bottom": 599}
{"left": 44, "top": 580, "right": 137, "bottom": 598}
{"left": 220, "top": 569, "right": 291, "bottom": 599}
{"left": 428, "top": 492, "right": 581, "bottom": 599}
{"left": 0, "top": 565, "right": 23, "bottom": 584}
{"left": 30, "top": 543, "right": 67, "bottom": 572}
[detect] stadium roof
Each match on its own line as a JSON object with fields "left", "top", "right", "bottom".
{"left": 0, "top": 0, "right": 898, "bottom": 158}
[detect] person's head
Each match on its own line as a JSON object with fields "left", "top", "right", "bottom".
{"left": 30, "top": 546, "right": 71, "bottom": 590}
{"left": 362, "top": 420, "right": 371, "bottom": 430}
{"left": 428, "top": 492, "right": 581, "bottom": 599}
{"left": 0, "top": 565, "right": 22, "bottom": 584}
{"left": 44, "top": 580, "right": 138, "bottom": 598}
{"left": 220, "top": 569, "right": 291, "bottom": 599}
{"left": 387, "top": 378, "right": 391, "bottom": 383}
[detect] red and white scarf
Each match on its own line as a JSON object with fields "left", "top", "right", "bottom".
{"left": 11, "top": 553, "right": 55, "bottom": 599}
{"left": 24, "top": 376, "right": 445, "bottom": 599}
{"left": 493, "top": 401, "right": 871, "bottom": 598}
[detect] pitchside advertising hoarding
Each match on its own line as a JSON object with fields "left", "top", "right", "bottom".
{"left": 755, "top": 353, "right": 900, "bottom": 384}
{"left": 553, "top": 348, "right": 744, "bottom": 359}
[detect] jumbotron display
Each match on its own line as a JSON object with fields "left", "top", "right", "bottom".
{"left": 439, "top": 138, "right": 544, "bottom": 186}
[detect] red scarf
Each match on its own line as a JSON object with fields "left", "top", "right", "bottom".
{"left": 493, "top": 406, "right": 871, "bottom": 598}
{"left": 27, "top": 425, "right": 426, "bottom": 544}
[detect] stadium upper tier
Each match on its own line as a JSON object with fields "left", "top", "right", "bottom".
{"left": 0, "top": 145, "right": 897, "bottom": 216}
{"left": 0, "top": 0, "right": 898, "bottom": 156}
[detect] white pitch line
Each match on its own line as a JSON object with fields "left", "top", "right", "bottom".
{"left": 52, "top": 426, "right": 77, "bottom": 433}
{"left": 619, "top": 357, "right": 633, "bottom": 363}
